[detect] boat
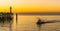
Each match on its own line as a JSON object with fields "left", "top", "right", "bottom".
{"left": 37, "top": 19, "right": 45, "bottom": 24}
{"left": 36, "top": 18, "right": 56, "bottom": 25}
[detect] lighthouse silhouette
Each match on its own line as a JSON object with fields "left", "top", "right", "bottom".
{"left": 10, "top": 6, "right": 12, "bottom": 13}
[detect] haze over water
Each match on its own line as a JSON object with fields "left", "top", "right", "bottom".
{"left": 0, "top": 15, "right": 60, "bottom": 31}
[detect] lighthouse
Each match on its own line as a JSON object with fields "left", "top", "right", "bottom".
{"left": 10, "top": 6, "right": 12, "bottom": 13}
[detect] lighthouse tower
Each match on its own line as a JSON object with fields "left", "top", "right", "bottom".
{"left": 10, "top": 6, "right": 12, "bottom": 13}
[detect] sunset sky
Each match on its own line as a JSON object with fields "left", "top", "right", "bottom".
{"left": 0, "top": 0, "right": 60, "bottom": 13}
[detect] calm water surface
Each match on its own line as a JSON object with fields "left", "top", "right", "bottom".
{"left": 0, "top": 15, "right": 60, "bottom": 31}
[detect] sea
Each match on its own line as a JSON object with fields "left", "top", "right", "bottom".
{"left": 0, "top": 15, "right": 60, "bottom": 31}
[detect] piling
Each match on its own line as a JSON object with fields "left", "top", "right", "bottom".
{"left": 16, "top": 13, "right": 18, "bottom": 31}
{"left": 16, "top": 13, "right": 18, "bottom": 24}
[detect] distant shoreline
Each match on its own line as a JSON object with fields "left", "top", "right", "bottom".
{"left": 15, "top": 12, "right": 60, "bottom": 15}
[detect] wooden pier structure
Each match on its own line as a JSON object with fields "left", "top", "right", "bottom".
{"left": 0, "top": 6, "right": 13, "bottom": 20}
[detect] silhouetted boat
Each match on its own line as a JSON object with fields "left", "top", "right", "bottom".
{"left": 37, "top": 19, "right": 45, "bottom": 24}
{"left": 37, "top": 18, "right": 57, "bottom": 25}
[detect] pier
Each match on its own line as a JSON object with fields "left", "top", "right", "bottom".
{"left": 0, "top": 6, "right": 13, "bottom": 23}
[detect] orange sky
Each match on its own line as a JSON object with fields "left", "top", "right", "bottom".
{"left": 0, "top": 0, "right": 60, "bottom": 13}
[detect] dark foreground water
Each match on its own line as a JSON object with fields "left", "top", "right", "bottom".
{"left": 0, "top": 15, "right": 60, "bottom": 31}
